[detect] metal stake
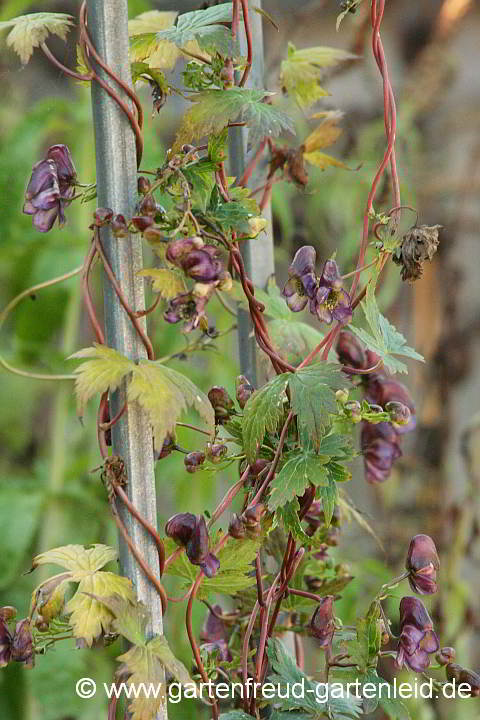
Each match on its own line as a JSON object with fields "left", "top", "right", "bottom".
{"left": 230, "top": 1, "right": 275, "bottom": 384}
{"left": 86, "top": 0, "right": 165, "bottom": 687}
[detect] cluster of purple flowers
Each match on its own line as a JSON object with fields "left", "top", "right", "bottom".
{"left": 163, "top": 236, "right": 231, "bottom": 333}
{"left": 282, "top": 246, "right": 352, "bottom": 324}
{"left": 336, "top": 331, "right": 416, "bottom": 484}
{"left": 23, "top": 145, "right": 77, "bottom": 233}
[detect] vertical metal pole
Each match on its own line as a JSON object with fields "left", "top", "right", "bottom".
{"left": 230, "top": 1, "right": 275, "bottom": 384}
{"left": 86, "top": 0, "right": 164, "bottom": 675}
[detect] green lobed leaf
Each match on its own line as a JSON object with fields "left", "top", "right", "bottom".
{"left": 182, "top": 158, "right": 217, "bottom": 212}
{"left": 242, "top": 373, "right": 289, "bottom": 463}
{"left": 362, "top": 669, "right": 410, "bottom": 719}
{"left": 317, "top": 477, "right": 338, "bottom": 526}
{"left": 288, "top": 363, "right": 347, "bottom": 450}
{"left": 172, "top": 88, "right": 294, "bottom": 154}
{"left": 0, "top": 12, "right": 74, "bottom": 64}
{"left": 276, "top": 499, "right": 312, "bottom": 544}
{"left": 350, "top": 277, "right": 424, "bottom": 374}
{"left": 268, "top": 449, "right": 329, "bottom": 511}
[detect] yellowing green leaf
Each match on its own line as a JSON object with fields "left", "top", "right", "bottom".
{"left": 69, "top": 344, "right": 133, "bottom": 416}
{"left": 155, "top": 3, "right": 238, "bottom": 57}
{"left": 303, "top": 116, "right": 343, "bottom": 153}
{"left": 303, "top": 151, "right": 348, "bottom": 170}
{"left": 137, "top": 268, "right": 187, "bottom": 299}
{"left": 70, "top": 347, "right": 214, "bottom": 448}
{"left": 172, "top": 88, "right": 294, "bottom": 155}
{"left": 127, "top": 361, "right": 214, "bottom": 449}
{"left": 117, "top": 644, "right": 166, "bottom": 719}
{"left": 0, "top": 12, "right": 74, "bottom": 64}
{"left": 32, "top": 544, "right": 135, "bottom": 646}
{"left": 280, "top": 42, "right": 355, "bottom": 109}
{"left": 129, "top": 10, "right": 205, "bottom": 70}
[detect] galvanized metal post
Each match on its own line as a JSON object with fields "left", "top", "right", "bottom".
{"left": 230, "top": 1, "right": 275, "bottom": 384}
{"left": 86, "top": 0, "right": 164, "bottom": 670}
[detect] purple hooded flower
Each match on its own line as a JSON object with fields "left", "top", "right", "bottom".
{"left": 361, "top": 421, "right": 402, "bottom": 484}
{"left": 164, "top": 288, "right": 211, "bottom": 333}
{"left": 184, "top": 451, "right": 206, "bottom": 474}
{"left": 23, "top": 145, "right": 76, "bottom": 232}
{"left": 310, "top": 260, "right": 352, "bottom": 325}
{"left": 406, "top": 534, "right": 440, "bottom": 595}
{"left": 396, "top": 597, "right": 439, "bottom": 672}
{"left": 165, "top": 513, "right": 220, "bottom": 578}
{"left": 0, "top": 614, "right": 13, "bottom": 668}
{"left": 282, "top": 246, "right": 318, "bottom": 312}
{"left": 200, "top": 605, "right": 232, "bottom": 663}
{"left": 166, "top": 237, "right": 223, "bottom": 282}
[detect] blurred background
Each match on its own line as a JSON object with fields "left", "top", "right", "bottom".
{"left": 1, "top": 0, "right": 479, "bottom": 718}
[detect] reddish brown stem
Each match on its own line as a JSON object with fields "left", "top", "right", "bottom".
{"left": 41, "top": 42, "right": 93, "bottom": 82}
{"left": 239, "top": 0, "right": 253, "bottom": 87}
{"left": 82, "top": 242, "right": 105, "bottom": 345}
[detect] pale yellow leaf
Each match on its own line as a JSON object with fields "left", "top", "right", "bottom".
{"left": 0, "top": 12, "right": 74, "bottom": 64}
{"left": 303, "top": 150, "right": 348, "bottom": 170}
{"left": 129, "top": 10, "right": 205, "bottom": 70}
{"left": 127, "top": 361, "right": 214, "bottom": 450}
{"left": 69, "top": 344, "right": 134, "bottom": 416}
{"left": 303, "top": 111, "right": 344, "bottom": 153}
{"left": 117, "top": 645, "right": 165, "bottom": 720}
{"left": 137, "top": 268, "right": 186, "bottom": 299}
{"left": 32, "top": 544, "right": 135, "bottom": 646}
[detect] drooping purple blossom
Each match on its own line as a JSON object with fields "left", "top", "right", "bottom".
{"left": 165, "top": 513, "right": 219, "bottom": 578}
{"left": 395, "top": 597, "right": 439, "bottom": 672}
{"left": 361, "top": 421, "right": 402, "bottom": 484}
{"left": 309, "top": 259, "right": 352, "bottom": 325}
{"left": 23, "top": 145, "right": 76, "bottom": 233}
{"left": 406, "top": 534, "right": 440, "bottom": 595}
{"left": 282, "top": 245, "right": 318, "bottom": 312}
{"left": 199, "top": 605, "right": 232, "bottom": 663}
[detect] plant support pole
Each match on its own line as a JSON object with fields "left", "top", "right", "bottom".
{"left": 86, "top": 0, "right": 165, "bottom": 672}
{"left": 230, "top": 1, "right": 275, "bottom": 385}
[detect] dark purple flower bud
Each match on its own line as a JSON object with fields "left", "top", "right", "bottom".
{"left": 406, "top": 534, "right": 440, "bottom": 595}
{"left": 11, "top": 619, "right": 34, "bottom": 668}
{"left": 186, "top": 515, "right": 209, "bottom": 565}
{"left": 166, "top": 236, "right": 204, "bottom": 265}
{"left": 386, "top": 401, "right": 411, "bottom": 426}
{"left": 361, "top": 421, "right": 402, "bottom": 484}
{"left": 206, "top": 443, "right": 228, "bottom": 464}
{"left": 199, "top": 552, "right": 220, "bottom": 579}
{"left": 138, "top": 176, "right": 151, "bottom": 195}
{"left": 228, "top": 513, "right": 246, "bottom": 539}
{"left": 236, "top": 375, "right": 255, "bottom": 408}
{"left": 446, "top": 663, "right": 462, "bottom": 682}
{"left": 458, "top": 668, "right": 480, "bottom": 697}
{"left": 112, "top": 214, "right": 129, "bottom": 238}
{"left": 366, "top": 376, "right": 416, "bottom": 434}
{"left": 93, "top": 207, "right": 113, "bottom": 226}
{"left": 184, "top": 451, "right": 206, "bottom": 473}
{"left": 131, "top": 215, "right": 154, "bottom": 233}
{"left": 336, "top": 331, "right": 368, "bottom": 371}
{"left": 181, "top": 249, "right": 223, "bottom": 282}
{"left": 248, "top": 459, "right": 270, "bottom": 481}
{"left": 309, "top": 596, "right": 335, "bottom": 648}
{"left": 436, "top": 647, "right": 456, "bottom": 665}
{"left": 165, "top": 512, "right": 197, "bottom": 547}
{"left": 208, "top": 386, "right": 234, "bottom": 424}
{"left": 139, "top": 194, "right": 157, "bottom": 217}
{"left": 396, "top": 597, "right": 439, "bottom": 672}
{"left": 282, "top": 245, "right": 318, "bottom": 312}
{"left": 155, "top": 434, "right": 175, "bottom": 461}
